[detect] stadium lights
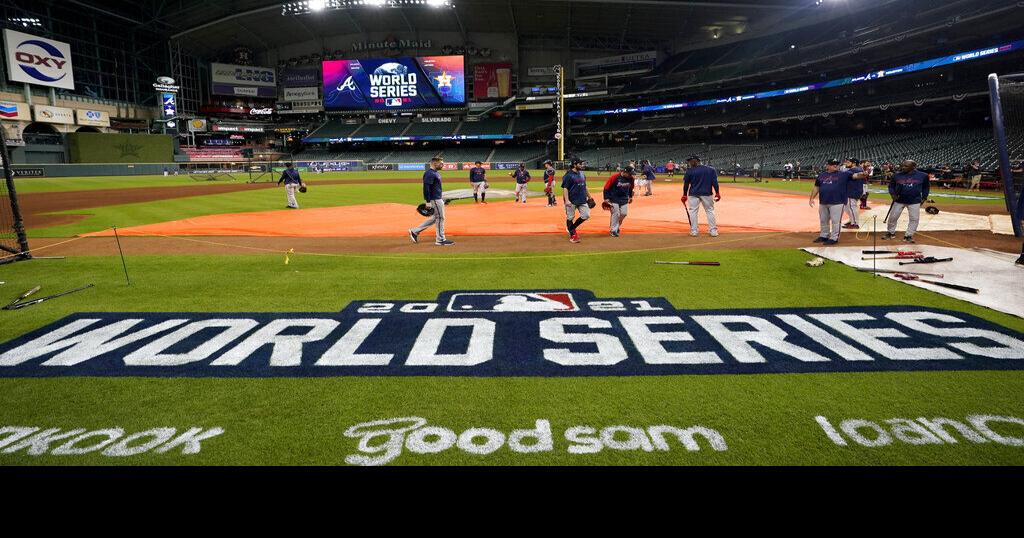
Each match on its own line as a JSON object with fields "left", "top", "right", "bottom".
{"left": 281, "top": 0, "right": 453, "bottom": 15}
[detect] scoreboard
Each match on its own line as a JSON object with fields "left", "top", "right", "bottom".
{"left": 323, "top": 56, "right": 465, "bottom": 110}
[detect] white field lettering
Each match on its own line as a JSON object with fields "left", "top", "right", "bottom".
{"left": 815, "top": 414, "right": 1024, "bottom": 448}
{"left": 1, "top": 307, "right": 1023, "bottom": 372}
{"left": 0, "top": 425, "right": 225, "bottom": 457}
{"left": 342, "top": 417, "right": 727, "bottom": 466}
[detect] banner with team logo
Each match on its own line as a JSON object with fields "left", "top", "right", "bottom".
{"left": 322, "top": 56, "right": 465, "bottom": 110}
{"left": 210, "top": 62, "right": 277, "bottom": 98}
{"left": 33, "top": 104, "right": 74, "bottom": 124}
{"left": 188, "top": 119, "right": 208, "bottom": 132}
{"left": 76, "top": 109, "right": 110, "bottom": 127}
{"left": 3, "top": 29, "right": 75, "bottom": 90}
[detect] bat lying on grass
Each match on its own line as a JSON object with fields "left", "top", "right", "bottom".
{"left": 856, "top": 268, "right": 943, "bottom": 278}
{"left": 655, "top": 261, "right": 721, "bottom": 266}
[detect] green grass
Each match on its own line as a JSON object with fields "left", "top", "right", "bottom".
{"left": 0, "top": 249, "right": 1022, "bottom": 466}
{"left": 727, "top": 176, "right": 1006, "bottom": 205}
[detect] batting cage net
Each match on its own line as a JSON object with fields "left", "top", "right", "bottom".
{"left": 0, "top": 128, "right": 30, "bottom": 264}
{"left": 988, "top": 73, "right": 1024, "bottom": 237}
{"left": 704, "top": 144, "right": 767, "bottom": 181}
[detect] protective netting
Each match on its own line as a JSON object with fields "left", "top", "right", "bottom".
{"left": 0, "top": 130, "right": 28, "bottom": 261}
{"left": 997, "top": 74, "right": 1024, "bottom": 201}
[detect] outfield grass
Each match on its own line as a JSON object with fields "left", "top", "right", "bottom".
{"left": 1, "top": 249, "right": 1022, "bottom": 465}
{"left": 728, "top": 176, "right": 1006, "bottom": 205}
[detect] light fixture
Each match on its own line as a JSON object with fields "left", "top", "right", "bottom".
{"left": 281, "top": 0, "right": 453, "bottom": 15}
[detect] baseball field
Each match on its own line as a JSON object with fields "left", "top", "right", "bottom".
{"left": 2, "top": 169, "right": 1023, "bottom": 466}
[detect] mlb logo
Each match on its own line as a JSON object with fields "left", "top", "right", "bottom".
{"left": 446, "top": 292, "right": 579, "bottom": 313}
{"left": 386, "top": 98, "right": 403, "bottom": 107}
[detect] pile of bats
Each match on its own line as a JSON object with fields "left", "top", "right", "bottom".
{"left": 858, "top": 249, "right": 978, "bottom": 294}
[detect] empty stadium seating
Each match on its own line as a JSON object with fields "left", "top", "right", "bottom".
{"left": 182, "top": 146, "right": 244, "bottom": 162}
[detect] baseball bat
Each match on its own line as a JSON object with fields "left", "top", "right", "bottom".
{"left": 5, "top": 284, "right": 95, "bottom": 311}
{"left": 4, "top": 286, "right": 40, "bottom": 309}
{"left": 856, "top": 268, "right": 943, "bottom": 277}
{"left": 861, "top": 255, "right": 921, "bottom": 260}
{"left": 655, "top": 261, "right": 721, "bottom": 266}
{"left": 899, "top": 257, "right": 953, "bottom": 265}
{"left": 917, "top": 280, "right": 979, "bottom": 294}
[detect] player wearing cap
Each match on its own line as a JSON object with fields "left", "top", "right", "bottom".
{"left": 681, "top": 155, "right": 721, "bottom": 237}
{"left": 469, "top": 161, "right": 488, "bottom": 204}
{"left": 809, "top": 159, "right": 866, "bottom": 244}
{"left": 543, "top": 160, "right": 557, "bottom": 207}
{"left": 842, "top": 158, "right": 865, "bottom": 230}
{"left": 641, "top": 160, "right": 656, "bottom": 196}
{"left": 277, "top": 162, "right": 307, "bottom": 209}
{"left": 666, "top": 160, "right": 676, "bottom": 178}
{"left": 562, "top": 158, "right": 590, "bottom": 243}
{"left": 510, "top": 163, "right": 531, "bottom": 204}
{"left": 884, "top": 160, "right": 931, "bottom": 243}
{"left": 603, "top": 165, "right": 636, "bottom": 237}
{"left": 409, "top": 157, "right": 455, "bottom": 246}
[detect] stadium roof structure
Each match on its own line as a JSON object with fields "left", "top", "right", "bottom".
{"left": 42, "top": 0, "right": 894, "bottom": 58}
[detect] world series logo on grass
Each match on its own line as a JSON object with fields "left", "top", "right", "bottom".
{"left": 1, "top": 290, "right": 1023, "bottom": 377}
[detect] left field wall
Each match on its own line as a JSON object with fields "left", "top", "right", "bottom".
{"left": 67, "top": 133, "right": 173, "bottom": 163}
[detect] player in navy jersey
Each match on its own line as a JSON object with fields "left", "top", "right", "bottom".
{"left": 682, "top": 155, "right": 721, "bottom": 237}
{"left": 884, "top": 160, "right": 931, "bottom": 243}
{"left": 510, "top": 163, "right": 531, "bottom": 203}
{"left": 841, "top": 158, "right": 865, "bottom": 229}
{"left": 277, "top": 162, "right": 306, "bottom": 209}
{"left": 603, "top": 165, "right": 636, "bottom": 237}
{"left": 409, "top": 157, "right": 454, "bottom": 246}
{"left": 562, "top": 158, "right": 590, "bottom": 243}
{"left": 642, "top": 160, "right": 656, "bottom": 196}
{"left": 810, "top": 159, "right": 868, "bottom": 244}
{"left": 469, "top": 161, "right": 488, "bottom": 204}
{"left": 543, "top": 160, "right": 557, "bottom": 207}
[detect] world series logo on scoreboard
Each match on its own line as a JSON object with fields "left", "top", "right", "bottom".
{"left": 323, "top": 56, "right": 465, "bottom": 110}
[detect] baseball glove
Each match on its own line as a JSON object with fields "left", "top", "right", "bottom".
{"left": 925, "top": 206, "right": 940, "bottom": 215}
{"left": 586, "top": 197, "right": 597, "bottom": 209}
{"left": 299, "top": 185, "right": 308, "bottom": 193}
{"left": 416, "top": 203, "right": 435, "bottom": 217}
{"left": 601, "top": 200, "right": 612, "bottom": 211}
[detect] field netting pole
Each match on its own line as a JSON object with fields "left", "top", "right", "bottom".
{"left": 988, "top": 73, "right": 1023, "bottom": 237}
{"left": 554, "top": 64, "right": 565, "bottom": 162}
{"left": 0, "top": 126, "right": 30, "bottom": 262}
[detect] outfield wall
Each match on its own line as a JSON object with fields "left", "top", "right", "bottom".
{"left": 67, "top": 133, "right": 174, "bottom": 164}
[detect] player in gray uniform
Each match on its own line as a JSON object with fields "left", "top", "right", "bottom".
{"left": 562, "top": 158, "right": 590, "bottom": 243}
{"left": 277, "top": 162, "right": 307, "bottom": 209}
{"left": 409, "top": 157, "right": 454, "bottom": 246}
{"left": 469, "top": 161, "right": 488, "bottom": 204}
{"left": 510, "top": 163, "right": 531, "bottom": 203}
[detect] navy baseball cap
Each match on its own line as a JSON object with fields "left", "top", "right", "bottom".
{"left": 623, "top": 165, "right": 636, "bottom": 175}
{"left": 571, "top": 158, "right": 585, "bottom": 166}
{"left": 827, "top": 159, "right": 841, "bottom": 165}
{"left": 686, "top": 155, "right": 701, "bottom": 161}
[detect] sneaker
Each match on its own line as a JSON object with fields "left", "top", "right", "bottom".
{"left": 610, "top": 231, "right": 620, "bottom": 237}
{"left": 812, "top": 236, "right": 826, "bottom": 243}
{"left": 823, "top": 239, "right": 838, "bottom": 245}
{"left": 903, "top": 236, "right": 915, "bottom": 243}
{"left": 842, "top": 223, "right": 859, "bottom": 229}
{"left": 435, "top": 239, "right": 456, "bottom": 246}
{"left": 882, "top": 233, "right": 896, "bottom": 240}
{"left": 710, "top": 231, "right": 719, "bottom": 237}
{"left": 1016, "top": 255, "right": 1024, "bottom": 266}
{"left": 408, "top": 230, "right": 419, "bottom": 244}
{"left": 570, "top": 232, "right": 581, "bottom": 243}
{"left": 690, "top": 231, "right": 699, "bottom": 237}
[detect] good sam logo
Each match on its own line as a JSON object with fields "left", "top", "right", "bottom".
{"left": 1, "top": 291, "right": 1023, "bottom": 378}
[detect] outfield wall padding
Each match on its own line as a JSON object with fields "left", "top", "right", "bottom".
{"left": 67, "top": 133, "right": 174, "bottom": 164}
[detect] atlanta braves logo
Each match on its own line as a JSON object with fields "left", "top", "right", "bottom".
{"left": 337, "top": 76, "right": 358, "bottom": 92}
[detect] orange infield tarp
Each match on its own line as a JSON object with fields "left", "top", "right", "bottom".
{"left": 86, "top": 188, "right": 823, "bottom": 238}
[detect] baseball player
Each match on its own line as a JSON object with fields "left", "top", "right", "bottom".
{"left": 543, "top": 160, "right": 557, "bottom": 207}
{"left": 469, "top": 161, "right": 488, "bottom": 204}
{"left": 562, "top": 158, "right": 590, "bottom": 244}
{"left": 666, "top": 160, "right": 676, "bottom": 178}
{"left": 409, "top": 157, "right": 455, "bottom": 246}
{"left": 842, "top": 158, "right": 865, "bottom": 229}
{"left": 809, "top": 158, "right": 862, "bottom": 244}
{"left": 641, "top": 160, "right": 656, "bottom": 196}
{"left": 511, "top": 163, "right": 531, "bottom": 203}
{"left": 603, "top": 165, "right": 636, "bottom": 237}
{"left": 277, "top": 162, "right": 306, "bottom": 209}
{"left": 884, "top": 160, "right": 930, "bottom": 243}
{"left": 681, "top": 155, "right": 721, "bottom": 237}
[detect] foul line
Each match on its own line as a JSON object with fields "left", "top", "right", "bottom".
{"left": 0, "top": 236, "right": 86, "bottom": 262}
{"left": 129, "top": 231, "right": 796, "bottom": 261}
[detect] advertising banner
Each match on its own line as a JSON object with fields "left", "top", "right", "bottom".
{"left": 76, "top": 109, "right": 111, "bottom": 127}
{"left": 368, "top": 163, "right": 395, "bottom": 171}
{"left": 211, "top": 62, "right": 276, "bottom": 87}
{"left": 284, "top": 86, "right": 319, "bottom": 101}
{"left": 462, "top": 162, "right": 491, "bottom": 170}
{"left": 33, "top": 105, "right": 74, "bottom": 124}
{"left": 280, "top": 67, "right": 320, "bottom": 87}
{"left": 323, "top": 56, "right": 465, "bottom": 110}
{"left": 4, "top": 29, "right": 75, "bottom": 90}
{"left": 473, "top": 62, "right": 512, "bottom": 99}
{"left": 492, "top": 162, "right": 522, "bottom": 170}
{"left": 188, "top": 119, "right": 208, "bottom": 132}
{"left": 12, "top": 168, "right": 43, "bottom": 176}
{"left": 0, "top": 101, "right": 31, "bottom": 121}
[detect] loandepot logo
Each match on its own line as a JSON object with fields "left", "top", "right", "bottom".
{"left": 15, "top": 38, "right": 68, "bottom": 83}
{"left": 115, "top": 142, "right": 142, "bottom": 158}
{"left": 1, "top": 290, "right": 1023, "bottom": 377}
